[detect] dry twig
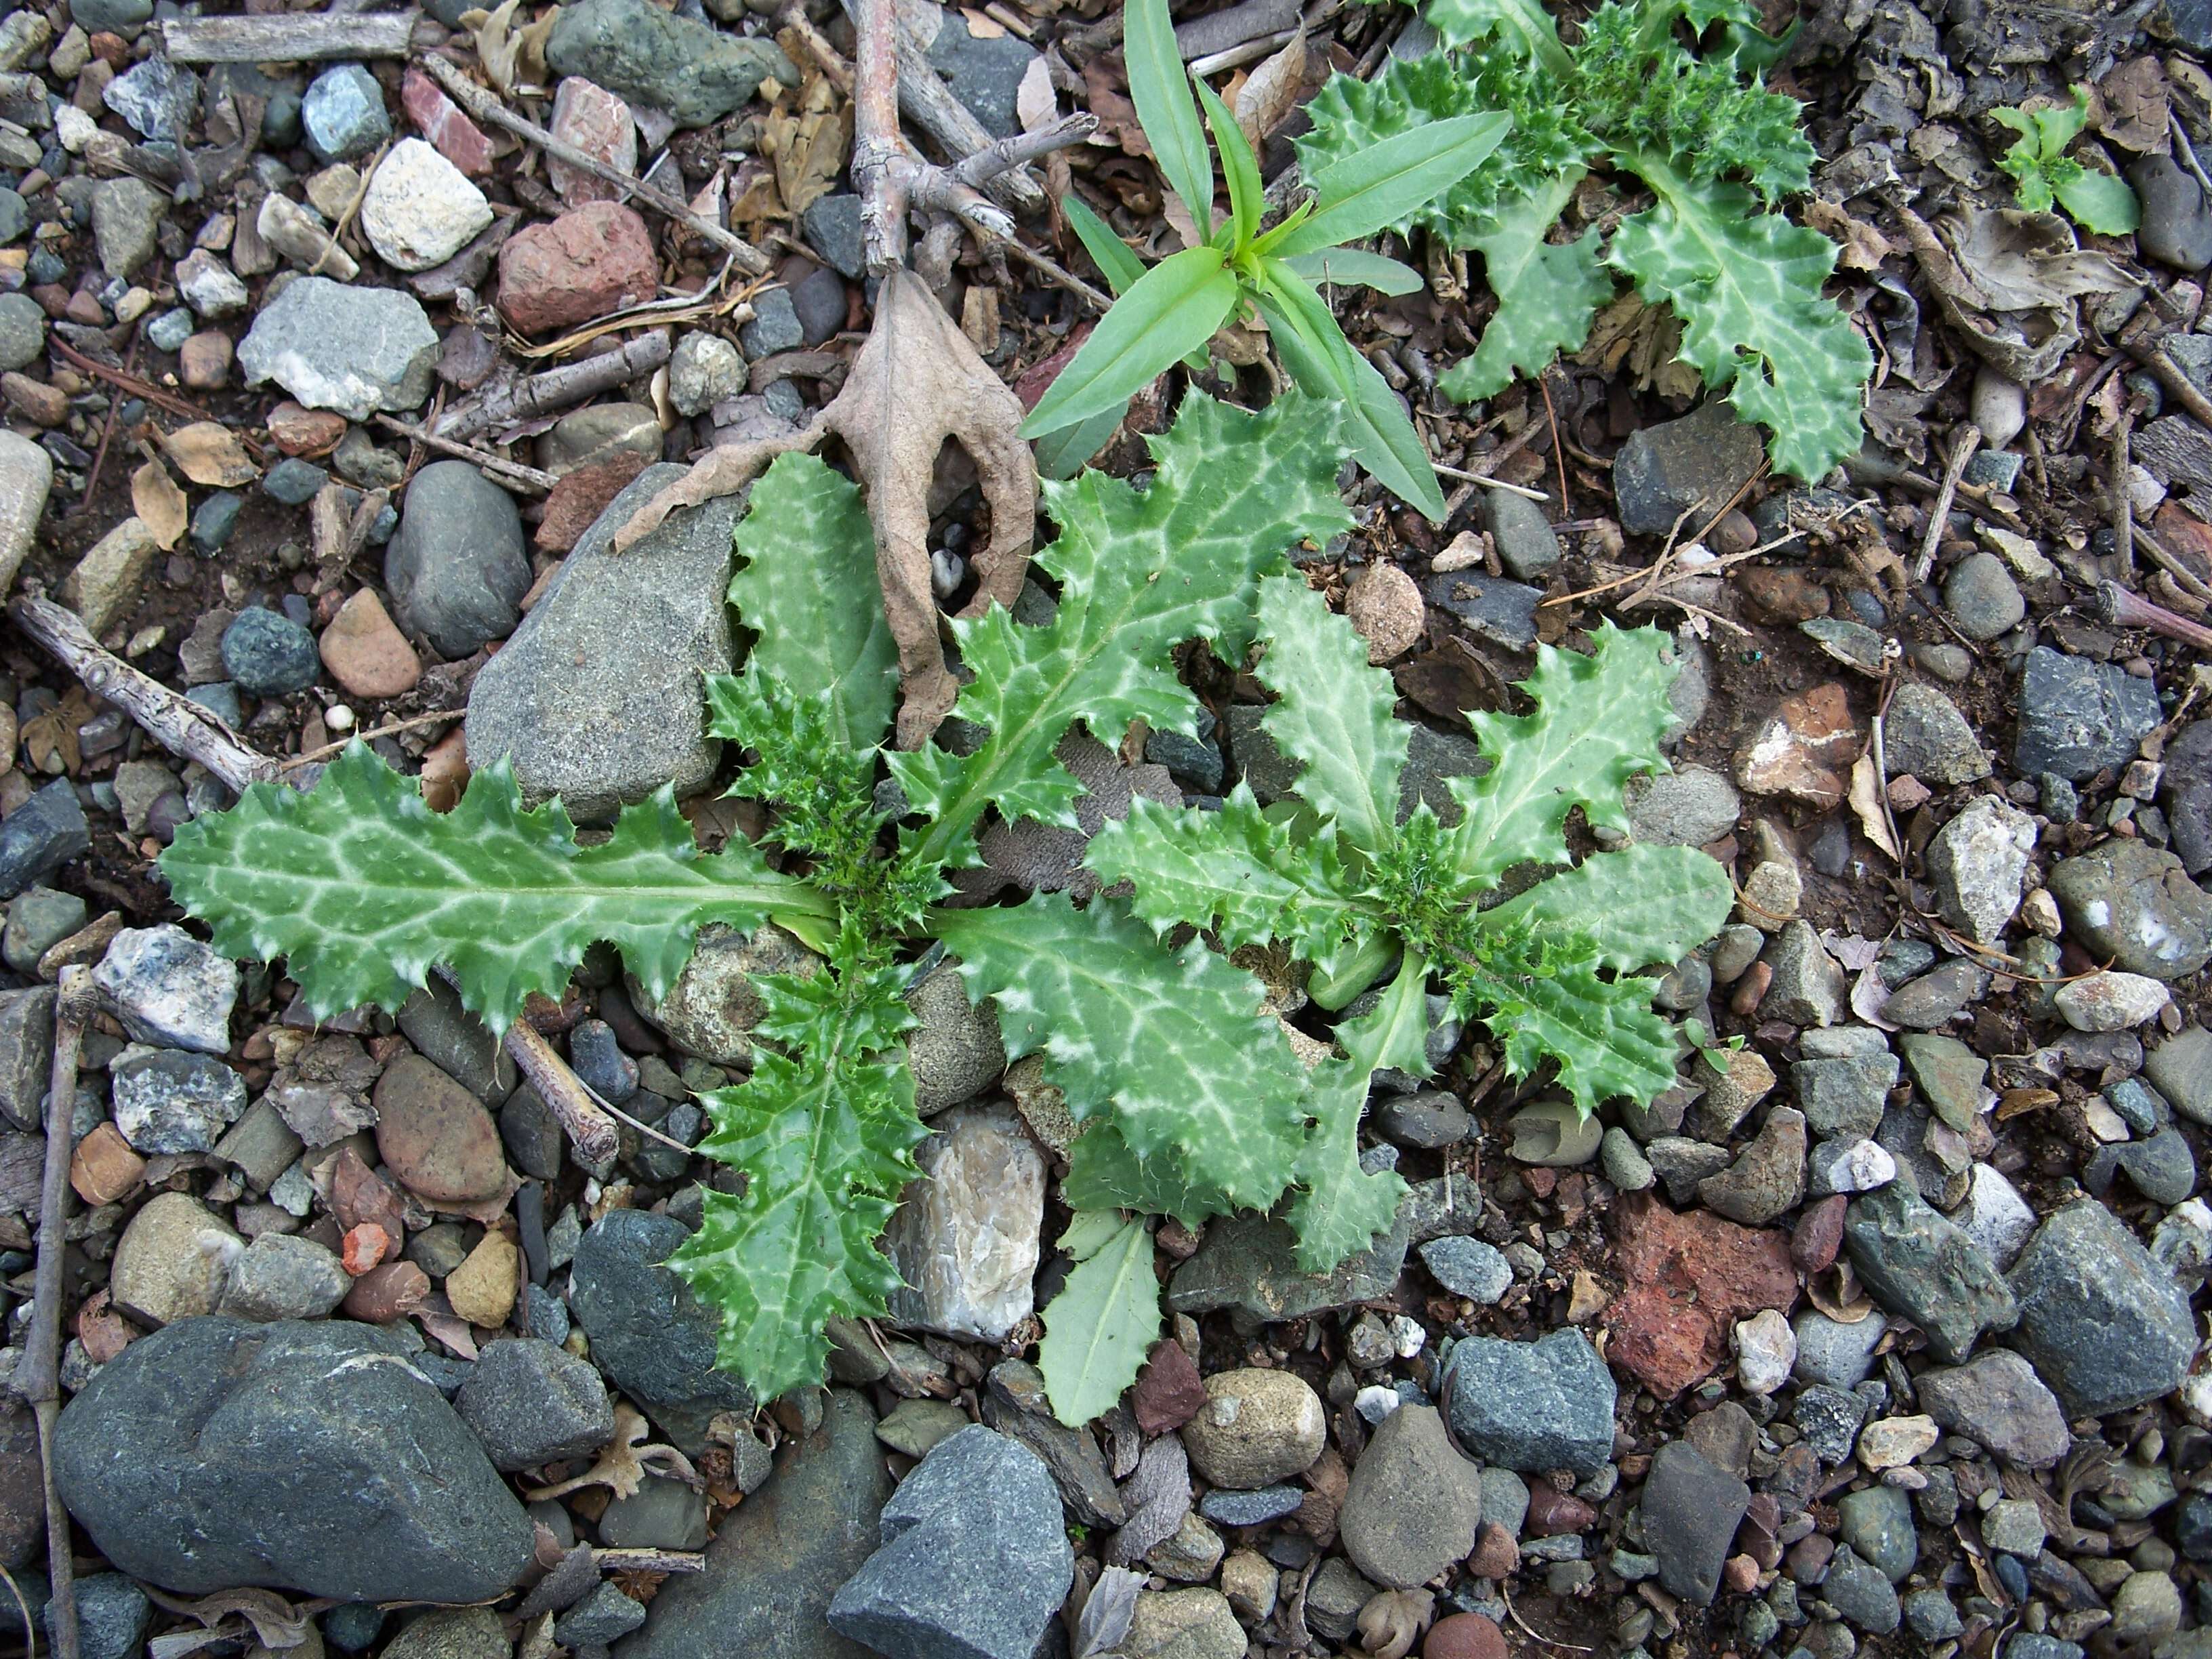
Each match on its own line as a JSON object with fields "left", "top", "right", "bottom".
{"left": 1912, "top": 424, "right": 1982, "bottom": 584}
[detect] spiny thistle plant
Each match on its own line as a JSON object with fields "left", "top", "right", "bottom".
{"left": 1990, "top": 86, "right": 2139, "bottom": 237}
{"left": 1021, "top": 0, "right": 1505, "bottom": 521}
{"left": 1295, "top": 0, "right": 1872, "bottom": 480}
{"left": 161, "top": 392, "right": 1729, "bottom": 1423}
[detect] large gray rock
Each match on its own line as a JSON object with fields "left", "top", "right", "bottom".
{"left": 2013, "top": 647, "right": 2162, "bottom": 783}
{"left": 1843, "top": 1182, "right": 2016, "bottom": 1364}
{"left": 1611, "top": 402, "right": 1764, "bottom": 536}
{"left": 1916, "top": 1350, "right": 2069, "bottom": 1469}
{"left": 545, "top": 0, "right": 795, "bottom": 127}
{"left": 827, "top": 1427, "right": 1073, "bottom": 1659}
{"left": 2008, "top": 1197, "right": 2198, "bottom": 1417}
{"left": 237, "top": 277, "right": 437, "bottom": 421}
{"left": 617, "top": 1390, "right": 887, "bottom": 1659}
{"left": 54, "top": 1318, "right": 535, "bottom": 1600}
{"left": 1338, "top": 1404, "right": 1481, "bottom": 1589}
{"left": 1642, "top": 1440, "right": 1748, "bottom": 1607}
{"left": 465, "top": 463, "right": 741, "bottom": 823}
{"left": 568, "top": 1210, "right": 752, "bottom": 1415}
{"left": 2047, "top": 840, "right": 2212, "bottom": 981}
{"left": 385, "top": 462, "right": 531, "bottom": 662}
{"left": 456, "top": 1339, "right": 614, "bottom": 1471}
{"left": 1442, "top": 1329, "right": 1615, "bottom": 1475}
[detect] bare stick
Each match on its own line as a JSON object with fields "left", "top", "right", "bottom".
{"left": 853, "top": 0, "right": 915, "bottom": 271}
{"left": 2095, "top": 577, "right": 2212, "bottom": 653}
{"left": 945, "top": 114, "right": 1097, "bottom": 191}
{"left": 590, "top": 1549, "right": 705, "bottom": 1575}
{"left": 420, "top": 56, "right": 769, "bottom": 275}
{"left": 2129, "top": 340, "right": 2212, "bottom": 432}
{"left": 2113, "top": 399, "right": 2137, "bottom": 579}
{"left": 17, "top": 967, "right": 94, "bottom": 1659}
{"left": 855, "top": 0, "right": 1047, "bottom": 216}
{"left": 1912, "top": 424, "right": 1982, "bottom": 583}
{"left": 434, "top": 332, "right": 674, "bottom": 443}
{"left": 495, "top": 1013, "right": 620, "bottom": 1167}
{"left": 2131, "top": 519, "right": 2212, "bottom": 606}
{"left": 9, "top": 598, "right": 279, "bottom": 792}
{"left": 373, "top": 416, "right": 558, "bottom": 491}
{"left": 159, "top": 11, "right": 415, "bottom": 61}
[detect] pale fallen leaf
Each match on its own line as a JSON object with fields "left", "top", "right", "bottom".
{"left": 132, "top": 457, "right": 189, "bottom": 550}
{"left": 1820, "top": 928, "right": 1885, "bottom": 972}
{"left": 1016, "top": 55, "right": 1058, "bottom": 133}
{"left": 1233, "top": 30, "right": 1305, "bottom": 152}
{"left": 161, "top": 422, "right": 258, "bottom": 487}
{"left": 1846, "top": 754, "right": 1899, "bottom": 863}
{"left": 760, "top": 72, "right": 851, "bottom": 219}
{"left": 959, "top": 6, "right": 1006, "bottom": 37}
{"left": 1849, "top": 962, "right": 1900, "bottom": 1031}
{"left": 1804, "top": 197, "right": 1899, "bottom": 272}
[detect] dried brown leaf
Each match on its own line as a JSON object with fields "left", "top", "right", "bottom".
{"left": 161, "top": 422, "right": 258, "bottom": 487}
{"left": 132, "top": 457, "right": 189, "bottom": 550}
{"left": 760, "top": 74, "right": 852, "bottom": 219}
{"left": 1847, "top": 754, "right": 1899, "bottom": 862}
{"left": 1233, "top": 30, "right": 1305, "bottom": 150}
{"left": 2095, "top": 55, "right": 2168, "bottom": 152}
{"left": 1803, "top": 197, "right": 1898, "bottom": 272}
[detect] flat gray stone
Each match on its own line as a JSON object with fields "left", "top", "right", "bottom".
{"left": 465, "top": 463, "right": 740, "bottom": 823}
{"left": 2008, "top": 1197, "right": 2198, "bottom": 1417}
{"left": 238, "top": 277, "right": 436, "bottom": 421}
{"left": 1442, "top": 1328, "right": 1614, "bottom": 1475}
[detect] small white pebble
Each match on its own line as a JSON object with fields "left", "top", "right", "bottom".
{"left": 1387, "top": 1314, "right": 1425, "bottom": 1359}
{"left": 325, "top": 704, "right": 354, "bottom": 732}
{"left": 1353, "top": 1385, "right": 1401, "bottom": 1425}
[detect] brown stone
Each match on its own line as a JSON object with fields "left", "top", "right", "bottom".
{"left": 344, "top": 1259, "right": 430, "bottom": 1322}
{"left": 1132, "top": 1337, "right": 1208, "bottom": 1437}
{"left": 1423, "top": 1613, "right": 1507, "bottom": 1659}
{"left": 1523, "top": 1487, "right": 1596, "bottom": 1535}
{"left": 401, "top": 66, "right": 494, "bottom": 177}
{"left": 445, "top": 1229, "right": 519, "bottom": 1327}
{"left": 373, "top": 1053, "right": 510, "bottom": 1203}
{"left": 267, "top": 403, "right": 348, "bottom": 457}
{"left": 1345, "top": 562, "right": 1424, "bottom": 664}
{"left": 1791, "top": 1193, "right": 1847, "bottom": 1273}
{"left": 1602, "top": 1193, "right": 1798, "bottom": 1399}
{"left": 1723, "top": 1554, "right": 1761, "bottom": 1594}
{"left": 533, "top": 449, "right": 652, "bottom": 552}
{"left": 178, "top": 331, "right": 232, "bottom": 391}
{"left": 1734, "top": 682, "right": 1862, "bottom": 810}
{"left": 546, "top": 77, "right": 636, "bottom": 205}
{"left": 495, "top": 201, "right": 658, "bottom": 335}
{"left": 319, "top": 588, "right": 422, "bottom": 700}
{"left": 327, "top": 1145, "right": 410, "bottom": 1242}
{"left": 1738, "top": 566, "right": 1830, "bottom": 623}
{"left": 1466, "top": 1521, "right": 1518, "bottom": 1578}
{"left": 69, "top": 1121, "right": 143, "bottom": 1205}
{"left": 2, "top": 371, "right": 65, "bottom": 426}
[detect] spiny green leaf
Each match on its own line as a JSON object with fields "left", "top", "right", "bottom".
{"left": 1036, "top": 1212, "right": 1162, "bottom": 1424}
{"left": 1420, "top": 0, "right": 1572, "bottom": 70}
{"left": 158, "top": 743, "right": 827, "bottom": 1034}
{"left": 1443, "top": 623, "right": 1680, "bottom": 889}
{"left": 1063, "top": 1121, "right": 1242, "bottom": 1229}
{"left": 1452, "top": 936, "right": 1683, "bottom": 1113}
{"left": 1021, "top": 245, "right": 1241, "bottom": 438}
{"left": 1479, "top": 842, "right": 1733, "bottom": 973}
{"left": 1437, "top": 172, "right": 1614, "bottom": 403}
{"left": 1252, "top": 572, "right": 1408, "bottom": 856}
{"left": 725, "top": 451, "right": 897, "bottom": 752}
{"left": 1605, "top": 169, "right": 1869, "bottom": 481}
{"left": 673, "top": 966, "right": 924, "bottom": 1401}
{"left": 934, "top": 893, "right": 1308, "bottom": 1212}
{"left": 1088, "top": 786, "right": 1368, "bottom": 958}
{"left": 895, "top": 392, "right": 1350, "bottom": 867}
{"left": 2053, "top": 167, "right": 2138, "bottom": 236}
{"left": 1286, "top": 954, "right": 1423, "bottom": 1271}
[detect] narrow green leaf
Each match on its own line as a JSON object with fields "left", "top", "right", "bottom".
{"left": 1252, "top": 572, "right": 1408, "bottom": 855}
{"left": 1284, "top": 247, "right": 1427, "bottom": 295}
{"left": 1256, "top": 269, "right": 1446, "bottom": 520}
{"left": 1195, "top": 79, "right": 1263, "bottom": 249}
{"left": 1287, "top": 953, "right": 1424, "bottom": 1271}
{"left": 726, "top": 451, "right": 897, "bottom": 751}
{"left": 1021, "top": 245, "right": 1239, "bottom": 437}
{"left": 1270, "top": 113, "right": 1511, "bottom": 255}
{"left": 1037, "top": 1213, "right": 1162, "bottom": 1425}
{"left": 1436, "top": 173, "right": 1614, "bottom": 404}
{"left": 895, "top": 392, "right": 1350, "bottom": 869}
{"left": 1479, "top": 842, "right": 1733, "bottom": 973}
{"left": 934, "top": 892, "right": 1309, "bottom": 1212}
{"left": 159, "top": 744, "right": 829, "bottom": 1034}
{"left": 1124, "top": 0, "right": 1215, "bottom": 235}
{"left": 1063, "top": 194, "right": 1148, "bottom": 295}
{"left": 672, "top": 967, "right": 926, "bottom": 1401}
{"left": 1033, "top": 401, "right": 1128, "bottom": 478}
{"left": 1443, "top": 623, "right": 1681, "bottom": 889}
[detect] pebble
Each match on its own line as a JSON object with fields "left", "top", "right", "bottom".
{"left": 1195, "top": 1484, "right": 1302, "bottom": 1525}
{"left": 544, "top": 0, "right": 795, "bottom": 128}
{"left": 1611, "top": 403, "right": 1764, "bottom": 535}
{"left": 373, "top": 1054, "right": 511, "bottom": 1204}
{"left": 1697, "top": 1107, "right": 1807, "bottom": 1225}
{"left": 4, "top": 888, "right": 85, "bottom": 972}
{"left": 568, "top": 1210, "right": 752, "bottom": 1412}
{"left": 1793, "top": 1307, "right": 1887, "bottom": 1391}
{"left": 46, "top": 1576, "right": 148, "bottom": 1659}
{"left": 2014, "top": 646, "right": 2162, "bottom": 783}
{"left": 1643, "top": 1439, "right": 1748, "bottom": 1605}
{"left": 0, "top": 430, "right": 51, "bottom": 597}
{"left": 0, "top": 780, "right": 88, "bottom": 903}
{"left": 669, "top": 330, "right": 745, "bottom": 416}
{"left": 239, "top": 277, "right": 438, "bottom": 421}
{"left": 220, "top": 607, "right": 320, "bottom": 696}
{"left": 1733, "top": 1307, "right": 1796, "bottom": 1394}
{"left": 886, "top": 1101, "right": 1044, "bottom": 1341}
{"left": 1822, "top": 1544, "right": 1902, "bottom": 1634}
{"left": 1182, "top": 1368, "right": 1325, "bottom": 1490}
{"left": 0, "top": 293, "right": 42, "bottom": 375}
{"left": 1505, "top": 1097, "right": 1603, "bottom": 1165}
{"left": 496, "top": 201, "right": 659, "bottom": 335}
{"left": 110, "top": 1045, "right": 247, "bottom": 1153}
{"left": 2047, "top": 839, "right": 2212, "bottom": 981}
{"left": 466, "top": 464, "right": 743, "bottom": 823}
{"left": 216, "top": 1233, "right": 350, "bottom": 1321}
{"left": 1926, "top": 796, "right": 2035, "bottom": 943}
{"left": 455, "top": 1338, "right": 613, "bottom": 1471}
{"left": 180, "top": 332, "right": 232, "bottom": 391}
{"left": 1879, "top": 958, "right": 1982, "bottom": 1028}
{"left": 827, "top": 1428, "right": 1071, "bottom": 1659}
{"left": 1624, "top": 764, "right": 1740, "bottom": 846}
{"left": 1942, "top": 552, "right": 2024, "bottom": 640}
{"left": 1807, "top": 1136, "right": 1895, "bottom": 1195}
{"left": 1443, "top": 1329, "right": 1615, "bottom": 1475}
{"left": 2145, "top": 1025, "right": 2212, "bottom": 1123}
{"left": 1121, "top": 1589, "right": 1245, "bottom": 1659}
{"left": 92, "top": 924, "right": 236, "bottom": 1054}
{"left": 1340, "top": 1404, "right": 1482, "bottom": 1588}
{"left": 1761, "top": 921, "right": 1846, "bottom": 1025}
{"left": 1424, "top": 1614, "right": 1507, "bottom": 1659}
{"left": 380, "top": 1609, "right": 508, "bottom": 1659}
{"left": 1481, "top": 488, "right": 1561, "bottom": 578}
{"left": 1981, "top": 1497, "right": 2046, "bottom": 1556}
{"left": 1168, "top": 1210, "right": 1408, "bottom": 1324}
{"left": 554, "top": 1585, "right": 647, "bottom": 1649}
{"left": 546, "top": 77, "right": 636, "bottom": 203}
{"left": 108, "top": 1191, "right": 240, "bottom": 1324}
{"left": 2007, "top": 1196, "right": 2198, "bottom": 1416}
{"left": 302, "top": 63, "right": 391, "bottom": 163}
{"left": 446, "top": 1230, "right": 519, "bottom": 1327}
{"left": 90, "top": 176, "right": 163, "bottom": 279}
{"left": 739, "top": 287, "right": 806, "bottom": 359}
{"left": 2055, "top": 969, "right": 2172, "bottom": 1031}
{"left": 1418, "top": 1235, "right": 1511, "bottom": 1303}
{"left": 361, "top": 139, "right": 493, "bottom": 272}
{"left": 386, "top": 460, "right": 531, "bottom": 660}
{"left": 1881, "top": 682, "right": 1990, "bottom": 783}
{"left": 319, "top": 587, "right": 421, "bottom": 699}
{"left": 175, "top": 249, "right": 248, "bottom": 319}
{"left": 2129, "top": 153, "right": 2212, "bottom": 268}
